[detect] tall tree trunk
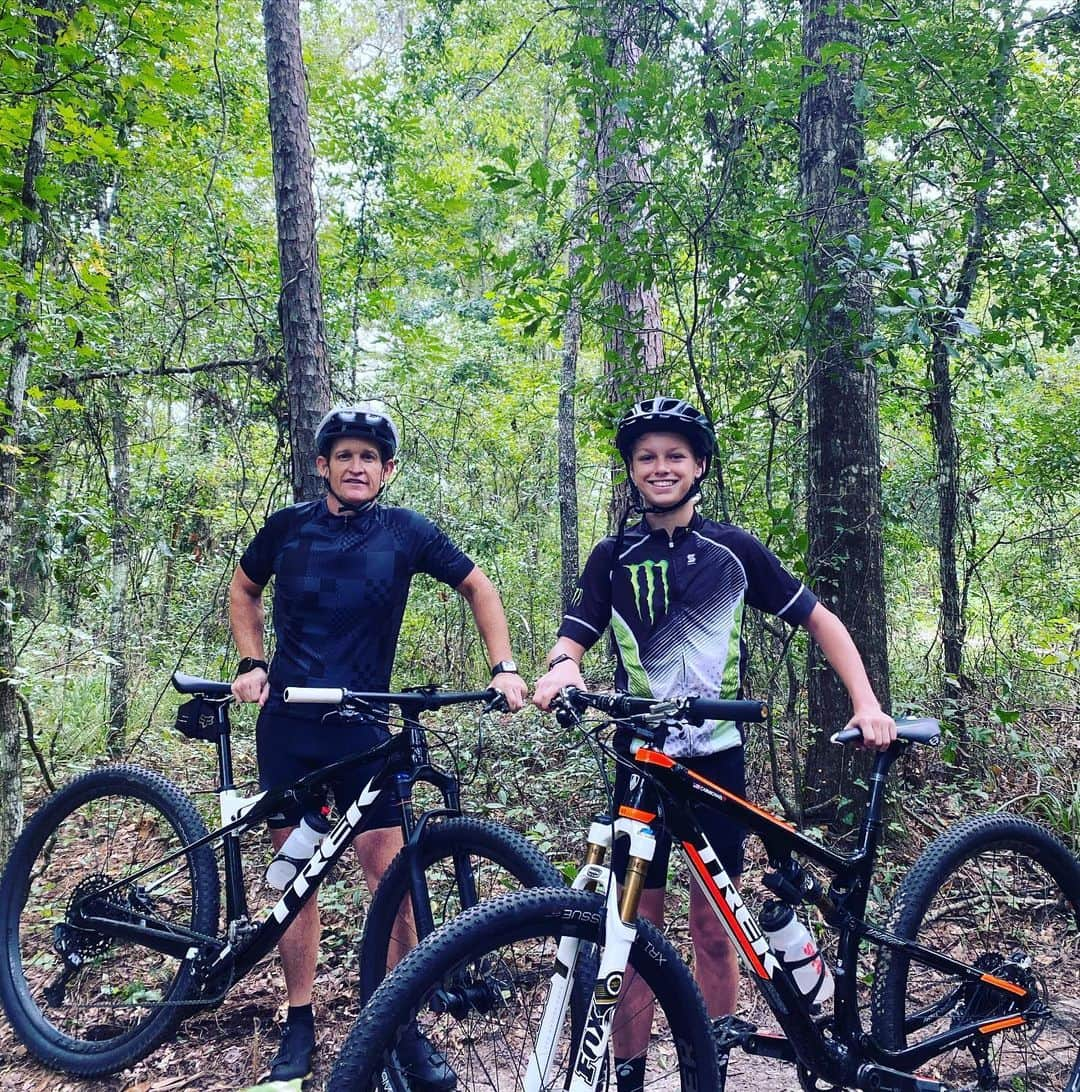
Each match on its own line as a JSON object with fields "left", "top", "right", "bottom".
{"left": 587, "top": 0, "right": 665, "bottom": 538}
{"left": 94, "top": 172, "right": 132, "bottom": 757}
{"left": 262, "top": 0, "right": 331, "bottom": 502}
{"left": 105, "top": 380, "right": 131, "bottom": 756}
{"left": 799, "top": 0, "right": 890, "bottom": 817}
{"left": 593, "top": 0, "right": 665, "bottom": 394}
{"left": 557, "top": 147, "right": 588, "bottom": 616}
{"left": 926, "top": 21, "right": 1012, "bottom": 707}
{"left": 0, "top": 9, "right": 58, "bottom": 863}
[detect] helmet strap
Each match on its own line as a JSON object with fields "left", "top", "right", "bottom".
{"left": 624, "top": 460, "right": 707, "bottom": 517}
{"left": 609, "top": 500, "right": 635, "bottom": 585}
{"left": 324, "top": 479, "right": 386, "bottom": 515}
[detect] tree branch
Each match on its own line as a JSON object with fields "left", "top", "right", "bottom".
{"left": 39, "top": 355, "right": 281, "bottom": 391}
{"left": 18, "top": 690, "right": 55, "bottom": 794}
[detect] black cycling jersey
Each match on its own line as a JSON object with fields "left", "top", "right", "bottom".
{"left": 559, "top": 511, "right": 816, "bottom": 756}
{"left": 239, "top": 500, "right": 475, "bottom": 720}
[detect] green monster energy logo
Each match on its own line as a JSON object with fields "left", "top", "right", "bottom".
{"left": 625, "top": 559, "right": 671, "bottom": 624}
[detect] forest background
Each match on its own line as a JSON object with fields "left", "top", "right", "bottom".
{"left": 0, "top": 0, "right": 1077, "bottom": 1085}
{"left": 0, "top": 0, "right": 1078, "bottom": 1030}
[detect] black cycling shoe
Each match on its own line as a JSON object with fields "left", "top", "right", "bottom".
{"left": 392, "top": 1021, "right": 457, "bottom": 1091}
{"left": 262, "top": 1020, "right": 316, "bottom": 1084}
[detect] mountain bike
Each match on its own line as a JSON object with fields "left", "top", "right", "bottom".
{"left": 328, "top": 687, "right": 1080, "bottom": 1092}
{"left": 0, "top": 671, "right": 560, "bottom": 1078}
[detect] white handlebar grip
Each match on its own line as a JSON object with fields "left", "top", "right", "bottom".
{"left": 283, "top": 686, "right": 344, "bottom": 704}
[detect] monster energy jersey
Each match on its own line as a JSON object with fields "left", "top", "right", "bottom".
{"left": 559, "top": 512, "right": 817, "bottom": 756}
{"left": 239, "top": 500, "right": 475, "bottom": 720}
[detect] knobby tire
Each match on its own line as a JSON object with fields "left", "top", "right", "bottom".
{"left": 0, "top": 765, "right": 219, "bottom": 1076}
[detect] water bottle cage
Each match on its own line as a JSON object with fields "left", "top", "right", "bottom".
{"left": 781, "top": 950, "right": 829, "bottom": 1005}
{"left": 269, "top": 851, "right": 309, "bottom": 874}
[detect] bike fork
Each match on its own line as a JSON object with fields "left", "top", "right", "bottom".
{"left": 526, "top": 815, "right": 656, "bottom": 1092}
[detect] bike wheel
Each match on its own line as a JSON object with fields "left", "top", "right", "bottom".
{"left": 332, "top": 886, "right": 718, "bottom": 1091}
{"left": 0, "top": 765, "right": 220, "bottom": 1076}
{"left": 358, "top": 816, "right": 563, "bottom": 1002}
{"left": 872, "top": 813, "right": 1080, "bottom": 1090}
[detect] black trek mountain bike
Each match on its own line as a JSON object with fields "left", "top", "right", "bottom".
{"left": 329, "top": 687, "right": 1080, "bottom": 1092}
{"left": 0, "top": 671, "right": 560, "bottom": 1078}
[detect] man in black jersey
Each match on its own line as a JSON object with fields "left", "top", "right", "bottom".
{"left": 533, "top": 396, "right": 895, "bottom": 1092}
{"left": 230, "top": 403, "right": 527, "bottom": 1086}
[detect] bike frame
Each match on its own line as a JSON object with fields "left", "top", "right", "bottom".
{"left": 538, "top": 707, "right": 1039, "bottom": 1092}
{"left": 74, "top": 681, "right": 494, "bottom": 1004}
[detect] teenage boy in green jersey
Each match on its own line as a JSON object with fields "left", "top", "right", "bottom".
{"left": 533, "top": 396, "right": 895, "bottom": 1092}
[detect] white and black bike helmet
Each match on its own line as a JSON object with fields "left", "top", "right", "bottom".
{"left": 315, "top": 403, "right": 400, "bottom": 462}
{"left": 615, "top": 396, "right": 716, "bottom": 485}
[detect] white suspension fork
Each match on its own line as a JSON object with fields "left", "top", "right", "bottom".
{"left": 526, "top": 815, "right": 657, "bottom": 1092}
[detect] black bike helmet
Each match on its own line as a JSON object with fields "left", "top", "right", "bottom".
{"left": 315, "top": 403, "right": 400, "bottom": 461}
{"left": 615, "top": 396, "right": 716, "bottom": 467}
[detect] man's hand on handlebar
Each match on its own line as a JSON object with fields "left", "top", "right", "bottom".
{"left": 232, "top": 666, "right": 269, "bottom": 707}
{"left": 491, "top": 672, "right": 528, "bottom": 712}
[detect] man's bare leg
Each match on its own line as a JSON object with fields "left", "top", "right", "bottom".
{"left": 352, "top": 825, "right": 410, "bottom": 966}
{"left": 271, "top": 826, "right": 320, "bottom": 1006}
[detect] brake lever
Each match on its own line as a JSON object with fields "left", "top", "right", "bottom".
{"left": 484, "top": 690, "right": 510, "bottom": 715}
{"left": 551, "top": 690, "right": 582, "bottom": 729}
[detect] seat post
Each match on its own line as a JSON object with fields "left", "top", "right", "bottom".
{"left": 214, "top": 702, "right": 237, "bottom": 792}
{"left": 213, "top": 701, "right": 250, "bottom": 923}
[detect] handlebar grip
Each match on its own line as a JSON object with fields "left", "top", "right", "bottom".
{"left": 830, "top": 727, "right": 863, "bottom": 744}
{"left": 686, "top": 697, "right": 768, "bottom": 724}
{"left": 283, "top": 686, "right": 345, "bottom": 705}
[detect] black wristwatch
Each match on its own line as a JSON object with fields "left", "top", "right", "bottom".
{"left": 490, "top": 659, "right": 519, "bottom": 678}
{"left": 235, "top": 657, "right": 268, "bottom": 677}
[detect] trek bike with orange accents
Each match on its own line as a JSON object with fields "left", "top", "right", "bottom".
{"left": 328, "top": 686, "right": 1080, "bottom": 1092}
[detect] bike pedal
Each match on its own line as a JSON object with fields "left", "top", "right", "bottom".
{"left": 856, "top": 1062, "right": 947, "bottom": 1092}
{"left": 711, "top": 1014, "right": 759, "bottom": 1050}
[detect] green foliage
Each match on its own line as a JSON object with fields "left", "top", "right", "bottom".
{"left": 1, "top": 0, "right": 1075, "bottom": 851}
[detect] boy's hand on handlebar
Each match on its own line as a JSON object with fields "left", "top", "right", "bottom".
{"left": 232, "top": 667, "right": 269, "bottom": 707}
{"left": 533, "top": 660, "right": 585, "bottom": 710}
{"left": 846, "top": 705, "right": 896, "bottom": 751}
{"left": 491, "top": 672, "right": 528, "bottom": 712}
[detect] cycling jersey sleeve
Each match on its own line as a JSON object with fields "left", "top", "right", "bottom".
{"left": 734, "top": 530, "right": 817, "bottom": 624}
{"left": 557, "top": 537, "right": 615, "bottom": 650}
{"left": 408, "top": 511, "right": 476, "bottom": 588}
{"left": 237, "top": 506, "right": 294, "bottom": 588}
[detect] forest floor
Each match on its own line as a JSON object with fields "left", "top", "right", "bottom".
{"left": 0, "top": 925, "right": 802, "bottom": 1092}
{"left": 0, "top": 842, "right": 802, "bottom": 1092}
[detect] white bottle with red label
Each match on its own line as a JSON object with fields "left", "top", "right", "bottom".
{"left": 759, "top": 899, "right": 835, "bottom": 1004}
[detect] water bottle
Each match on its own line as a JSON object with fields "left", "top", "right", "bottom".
{"left": 759, "top": 899, "right": 835, "bottom": 1004}
{"left": 265, "top": 809, "right": 332, "bottom": 889}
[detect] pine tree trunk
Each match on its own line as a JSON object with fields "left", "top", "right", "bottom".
{"left": 799, "top": 0, "right": 890, "bottom": 817}
{"left": 557, "top": 148, "right": 587, "bottom": 616}
{"left": 590, "top": 0, "right": 665, "bottom": 532}
{"left": 262, "top": 0, "right": 331, "bottom": 502}
{"left": 0, "top": 10, "right": 57, "bottom": 863}
{"left": 593, "top": 0, "right": 665, "bottom": 390}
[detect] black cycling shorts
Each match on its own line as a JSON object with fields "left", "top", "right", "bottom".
{"left": 611, "top": 745, "right": 747, "bottom": 889}
{"left": 256, "top": 711, "right": 401, "bottom": 831}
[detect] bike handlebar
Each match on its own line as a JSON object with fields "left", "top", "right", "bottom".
{"left": 559, "top": 687, "right": 767, "bottom": 725}
{"left": 283, "top": 685, "right": 505, "bottom": 713}
{"left": 171, "top": 672, "right": 504, "bottom": 713}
